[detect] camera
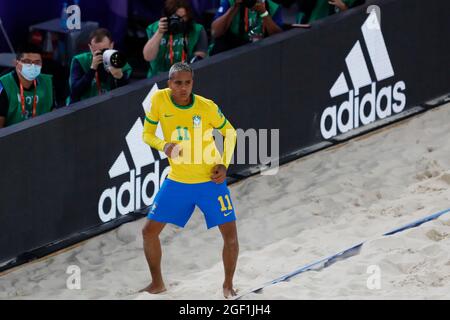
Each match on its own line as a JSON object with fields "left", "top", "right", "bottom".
{"left": 102, "top": 49, "right": 126, "bottom": 69}
{"left": 95, "top": 48, "right": 106, "bottom": 56}
{"left": 167, "top": 14, "right": 188, "bottom": 35}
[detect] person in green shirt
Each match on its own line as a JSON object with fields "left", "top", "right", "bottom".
{"left": 296, "top": 0, "right": 362, "bottom": 24}
{"left": 68, "top": 28, "right": 132, "bottom": 104}
{"left": 210, "top": 0, "right": 283, "bottom": 55}
{"left": 143, "top": 0, "right": 208, "bottom": 79}
{"left": 0, "top": 43, "right": 55, "bottom": 128}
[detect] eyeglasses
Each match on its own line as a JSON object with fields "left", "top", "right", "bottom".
{"left": 20, "top": 59, "right": 43, "bottom": 66}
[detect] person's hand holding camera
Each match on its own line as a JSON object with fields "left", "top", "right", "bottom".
{"left": 109, "top": 66, "right": 124, "bottom": 79}
{"left": 91, "top": 50, "right": 103, "bottom": 70}
{"left": 158, "top": 17, "right": 169, "bottom": 34}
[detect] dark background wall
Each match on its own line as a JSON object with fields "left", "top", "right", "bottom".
{"left": 0, "top": 0, "right": 220, "bottom": 53}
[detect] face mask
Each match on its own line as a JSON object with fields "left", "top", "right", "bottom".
{"left": 20, "top": 63, "right": 42, "bottom": 81}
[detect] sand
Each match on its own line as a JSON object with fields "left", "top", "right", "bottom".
{"left": 1, "top": 103, "right": 450, "bottom": 300}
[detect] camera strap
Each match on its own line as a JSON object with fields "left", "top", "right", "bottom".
{"left": 95, "top": 71, "right": 102, "bottom": 96}
{"left": 239, "top": 6, "right": 250, "bottom": 34}
{"left": 169, "top": 34, "right": 187, "bottom": 65}
{"left": 182, "top": 34, "right": 189, "bottom": 60}
{"left": 19, "top": 80, "right": 37, "bottom": 117}
{"left": 245, "top": 8, "right": 249, "bottom": 32}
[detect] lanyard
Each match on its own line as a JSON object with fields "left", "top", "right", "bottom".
{"left": 169, "top": 34, "right": 187, "bottom": 65}
{"left": 95, "top": 71, "right": 102, "bottom": 96}
{"left": 20, "top": 80, "right": 37, "bottom": 117}
{"left": 245, "top": 8, "right": 249, "bottom": 33}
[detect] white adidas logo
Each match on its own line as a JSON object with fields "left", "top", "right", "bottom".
{"left": 320, "top": 10, "right": 406, "bottom": 139}
{"left": 98, "top": 84, "right": 170, "bottom": 222}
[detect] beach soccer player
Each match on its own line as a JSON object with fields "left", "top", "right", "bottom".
{"left": 141, "top": 62, "right": 239, "bottom": 298}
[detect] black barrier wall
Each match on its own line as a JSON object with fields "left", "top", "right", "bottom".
{"left": 1, "top": 0, "right": 449, "bottom": 269}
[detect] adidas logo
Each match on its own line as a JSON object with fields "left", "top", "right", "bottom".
{"left": 320, "top": 10, "right": 406, "bottom": 139}
{"left": 98, "top": 84, "right": 170, "bottom": 222}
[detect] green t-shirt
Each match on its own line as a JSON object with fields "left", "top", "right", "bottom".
{"left": 227, "top": 0, "right": 280, "bottom": 41}
{"left": 146, "top": 22, "right": 205, "bottom": 78}
{"left": 0, "top": 71, "right": 53, "bottom": 126}
{"left": 309, "top": 0, "right": 359, "bottom": 23}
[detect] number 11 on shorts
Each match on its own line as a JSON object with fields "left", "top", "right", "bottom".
{"left": 218, "top": 195, "right": 233, "bottom": 212}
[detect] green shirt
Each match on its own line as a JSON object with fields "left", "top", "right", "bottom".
{"left": 68, "top": 51, "right": 133, "bottom": 104}
{"left": 309, "top": 0, "right": 359, "bottom": 23}
{"left": 227, "top": 0, "right": 280, "bottom": 42}
{"left": 0, "top": 71, "right": 53, "bottom": 126}
{"left": 146, "top": 22, "right": 205, "bottom": 78}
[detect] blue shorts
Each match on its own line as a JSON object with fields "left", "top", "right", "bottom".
{"left": 147, "top": 179, "right": 237, "bottom": 229}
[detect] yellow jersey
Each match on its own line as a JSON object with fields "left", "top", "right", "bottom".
{"left": 143, "top": 88, "right": 237, "bottom": 184}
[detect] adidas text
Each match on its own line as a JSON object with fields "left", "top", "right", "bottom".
{"left": 321, "top": 81, "right": 406, "bottom": 139}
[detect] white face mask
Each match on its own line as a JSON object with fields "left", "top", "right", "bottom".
{"left": 19, "top": 63, "right": 42, "bottom": 81}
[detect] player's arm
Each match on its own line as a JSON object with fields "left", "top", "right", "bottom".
{"left": 143, "top": 101, "right": 180, "bottom": 158}
{"left": 217, "top": 120, "right": 237, "bottom": 169}
{"left": 142, "top": 96, "right": 168, "bottom": 151}
{"left": 210, "top": 105, "right": 237, "bottom": 183}
{"left": 211, "top": 120, "right": 237, "bottom": 184}
{"left": 143, "top": 115, "right": 167, "bottom": 151}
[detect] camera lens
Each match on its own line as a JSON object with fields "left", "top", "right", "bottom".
{"left": 109, "top": 51, "right": 126, "bottom": 69}
{"left": 101, "top": 49, "right": 127, "bottom": 69}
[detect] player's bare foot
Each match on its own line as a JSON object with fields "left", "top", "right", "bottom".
{"left": 223, "top": 285, "right": 237, "bottom": 299}
{"left": 140, "top": 283, "right": 167, "bottom": 294}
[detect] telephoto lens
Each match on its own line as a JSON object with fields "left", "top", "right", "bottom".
{"left": 102, "top": 49, "right": 126, "bottom": 69}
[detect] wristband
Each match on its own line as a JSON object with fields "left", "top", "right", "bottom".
{"left": 260, "top": 11, "right": 269, "bottom": 18}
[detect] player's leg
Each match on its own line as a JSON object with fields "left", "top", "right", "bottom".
{"left": 141, "top": 220, "right": 167, "bottom": 294}
{"left": 141, "top": 179, "right": 195, "bottom": 293}
{"left": 196, "top": 181, "right": 239, "bottom": 298}
{"left": 218, "top": 221, "right": 239, "bottom": 298}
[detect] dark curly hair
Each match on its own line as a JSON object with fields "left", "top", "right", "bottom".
{"left": 164, "top": 0, "right": 194, "bottom": 21}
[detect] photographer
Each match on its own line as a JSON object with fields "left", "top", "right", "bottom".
{"left": 210, "top": 0, "right": 283, "bottom": 55}
{"left": 143, "top": 0, "right": 208, "bottom": 79}
{"left": 68, "top": 28, "right": 132, "bottom": 104}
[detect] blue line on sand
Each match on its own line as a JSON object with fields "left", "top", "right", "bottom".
{"left": 234, "top": 207, "right": 450, "bottom": 300}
